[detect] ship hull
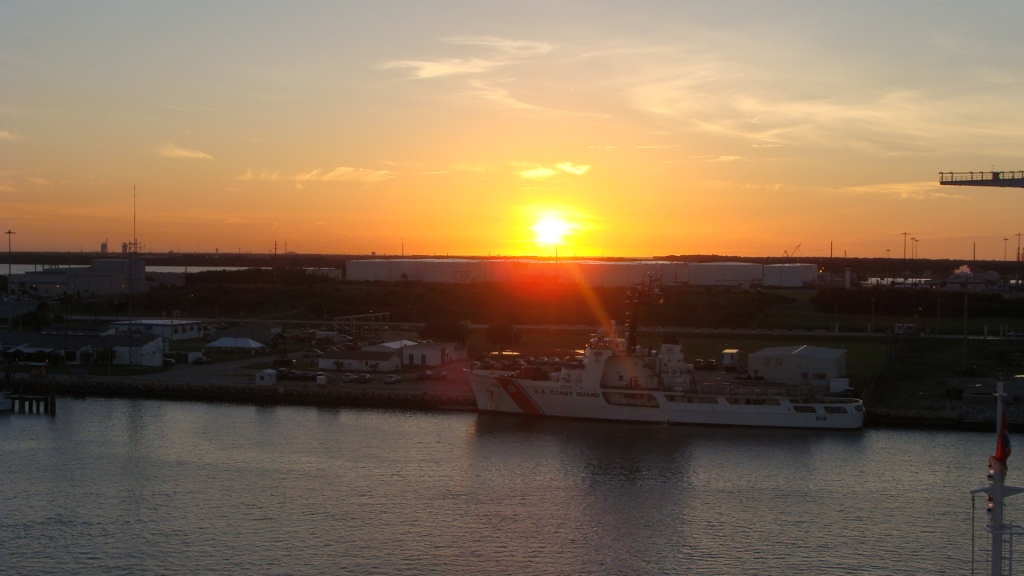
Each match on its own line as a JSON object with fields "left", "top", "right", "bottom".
{"left": 469, "top": 372, "right": 864, "bottom": 429}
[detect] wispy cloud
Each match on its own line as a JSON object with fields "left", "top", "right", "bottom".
{"left": 157, "top": 143, "right": 213, "bottom": 160}
{"left": 446, "top": 37, "right": 553, "bottom": 57}
{"left": 381, "top": 58, "right": 504, "bottom": 79}
{"left": 462, "top": 81, "right": 537, "bottom": 109}
{"left": 833, "top": 181, "right": 967, "bottom": 200}
{"left": 238, "top": 167, "right": 393, "bottom": 183}
{"left": 691, "top": 155, "right": 743, "bottom": 162}
{"left": 381, "top": 37, "right": 553, "bottom": 79}
{"left": 518, "top": 163, "right": 591, "bottom": 179}
{"left": 25, "top": 176, "right": 50, "bottom": 185}
{"left": 556, "top": 162, "right": 590, "bottom": 175}
{"left": 0, "top": 130, "right": 21, "bottom": 141}
{"left": 635, "top": 144, "right": 680, "bottom": 149}
{"left": 519, "top": 167, "right": 557, "bottom": 179}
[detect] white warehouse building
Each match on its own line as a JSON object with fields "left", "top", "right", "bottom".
{"left": 687, "top": 262, "right": 763, "bottom": 287}
{"left": 763, "top": 264, "right": 818, "bottom": 287}
{"left": 345, "top": 259, "right": 690, "bottom": 287}
{"left": 747, "top": 345, "right": 847, "bottom": 385}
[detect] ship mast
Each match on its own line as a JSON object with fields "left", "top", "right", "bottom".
{"left": 625, "top": 275, "right": 663, "bottom": 353}
{"left": 972, "top": 373, "right": 1024, "bottom": 576}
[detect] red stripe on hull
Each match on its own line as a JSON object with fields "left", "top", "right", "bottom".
{"left": 494, "top": 377, "right": 544, "bottom": 415}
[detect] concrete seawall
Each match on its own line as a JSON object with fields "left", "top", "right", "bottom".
{"left": 14, "top": 379, "right": 477, "bottom": 411}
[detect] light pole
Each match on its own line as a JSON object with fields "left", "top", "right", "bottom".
{"left": 870, "top": 298, "right": 874, "bottom": 334}
{"left": 885, "top": 248, "right": 891, "bottom": 284}
{"left": 5, "top": 229, "right": 14, "bottom": 294}
{"left": 1005, "top": 238, "right": 1009, "bottom": 262}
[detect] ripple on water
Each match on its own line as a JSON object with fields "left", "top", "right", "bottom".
{"left": 0, "top": 399, "right": 1006, "bottom": 575}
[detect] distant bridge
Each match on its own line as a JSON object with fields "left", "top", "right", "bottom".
{"left": 939, "top": 171, "right": 1024, "bottom": 188}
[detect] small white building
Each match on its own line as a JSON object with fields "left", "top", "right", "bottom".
{"left": 109, "top": 334, "right": 165, "bottom": 367}
{"left": 256, "top": 369, "right": 277, "bottom": 385}
{"left": 747, "top": 345, "right": 847, "bottom": 385}
{"left": 320, "top": 350, "right": 401, "bottom": 372}
{"left": 363, "top": 340, "right": 468, "bottom": 367}
{"left": 763, "top": 264, "right": 817, "bottom": 287}
{"left": 721, "top": 349, "right": 741, "bottom": 370}
{"left": 111, "top": 319, "right": 203, "bottom": 341}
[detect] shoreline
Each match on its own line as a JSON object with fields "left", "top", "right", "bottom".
{"left": 8, "top": 378, "right": 1013, "bottom": 431}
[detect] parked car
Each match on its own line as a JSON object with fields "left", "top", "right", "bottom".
{"left": 192, "top": 356, "right": 211, "bottom": 365}
{"left": 342, "top": 373, "right": 355, "bottom": 382}
{"left": 356, "top": 374, "right": 372, "bottom": 383}
{"left": 162, "top": 358, "right": 176, "bottom": 367}
{"left": 302, "top": 349, "right": 323, "bottom": 358}
{"left": 382, "top": 374, "right": 401, "bottom": 384}
{"left": 693, "top": 359, "right": 705, "bottom": 370}
{"left": 432, "top": 371, "right": 448, "bottom": 381}
{"left": 704, "top": 359, "right": 718, "bottom": 370}
{"left": 416, "top": 370, "right": 433, "bottom": 381}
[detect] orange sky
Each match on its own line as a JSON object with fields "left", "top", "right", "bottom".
{"left": 3, "top": 2, "right": 1024, "bottom": 259}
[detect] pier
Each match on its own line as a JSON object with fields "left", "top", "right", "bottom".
{"left": 9, "top": 392, "right": 57, "bottom": 416}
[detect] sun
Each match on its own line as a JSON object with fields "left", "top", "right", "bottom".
{"left": 533, "top": 216, "right": 570, "bottom": 245}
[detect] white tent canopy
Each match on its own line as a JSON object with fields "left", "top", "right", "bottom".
{"left": 206, "top": 337, "right": 266, "bottom": 350}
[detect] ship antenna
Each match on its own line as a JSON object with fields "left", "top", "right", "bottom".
{"left": 971, "top": 370, "right": 1024, "bottom": 575}
{"left": 626, "top": 274, "right": 663, "bottom": 353}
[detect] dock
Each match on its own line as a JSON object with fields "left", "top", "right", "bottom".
{"left": 9, "top": 392, "right": 57, "bottom": 416}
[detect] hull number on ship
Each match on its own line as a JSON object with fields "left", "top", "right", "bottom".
{"left": 532, "top": 388, "right": 600, "bottom": 399}
{"left": 815, "top": 416, "right": 828, "bottom": 422}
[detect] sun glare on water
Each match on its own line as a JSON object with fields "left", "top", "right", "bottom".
{"left": 533, "top": 216, "right": 570, "bottom": 246}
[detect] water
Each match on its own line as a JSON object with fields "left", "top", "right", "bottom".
{"left": 0, "top": 399, "right": 1010, "bottom": 575}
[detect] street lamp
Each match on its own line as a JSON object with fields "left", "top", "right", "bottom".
{"left": 5, "top": 230, "right": 14, "bottom": 294}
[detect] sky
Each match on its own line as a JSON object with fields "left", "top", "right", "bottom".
{"left": 3, "top": 1, "right": 1024, "bottom": 259}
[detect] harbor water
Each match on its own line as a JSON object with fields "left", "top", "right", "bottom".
{"left": 0, "top": 398, "right": 1012, "bottom": 575}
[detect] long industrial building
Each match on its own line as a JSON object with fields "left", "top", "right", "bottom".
{"left": 344, "top": 259, "right": 820, "bottom": 287}
{"left": 346, "top": 259, "right": 689, "bottom": 286}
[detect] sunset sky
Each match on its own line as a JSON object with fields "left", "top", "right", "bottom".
{"left": 3, "top": 1, "right": 1024, "bottom": 259}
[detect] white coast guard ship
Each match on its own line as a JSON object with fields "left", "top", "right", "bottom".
{"left": 469, "top": 327, "right": 864, "bottom": 429}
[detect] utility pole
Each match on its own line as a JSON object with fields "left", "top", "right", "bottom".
{"left": 1016, "top": 233, "right": 1023, "bottom": 292}
{"left": 129, "top": 185, "right": 136, "bottom": 369}
{"left": 903, "top": 232, "right": 909, "bottom": 260}
{"left": 870, "top": 298, "right": 874, "bottom": 334}
{"left": 1005, "top": 238, "right": 1009, "bottom": 262}
{"left": 885, "top": 248, "right": 891, "bottom": 283}
{"left": 963, "top": 279, "right": 969, "bottom": 370}
{"left": 4, "top": 229, "right": 14, "bottom": 294}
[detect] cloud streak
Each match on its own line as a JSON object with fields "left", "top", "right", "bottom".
{"left": 0, "top": 130, "right": 21, "bottom": 141}
{"left": 519, "top": 163, "right": 591, "bottom": 179}
{"left": 381, "top": 37, "right": 553, "bottom": 79}
{"left": 157, "top": 143, "right": 213, "bottom": 160}
{"left": 833, "top": 181, "right": 967, "bottom": 200}
{"left": 239, "top": 167, "right": 393, "bottom": 183}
